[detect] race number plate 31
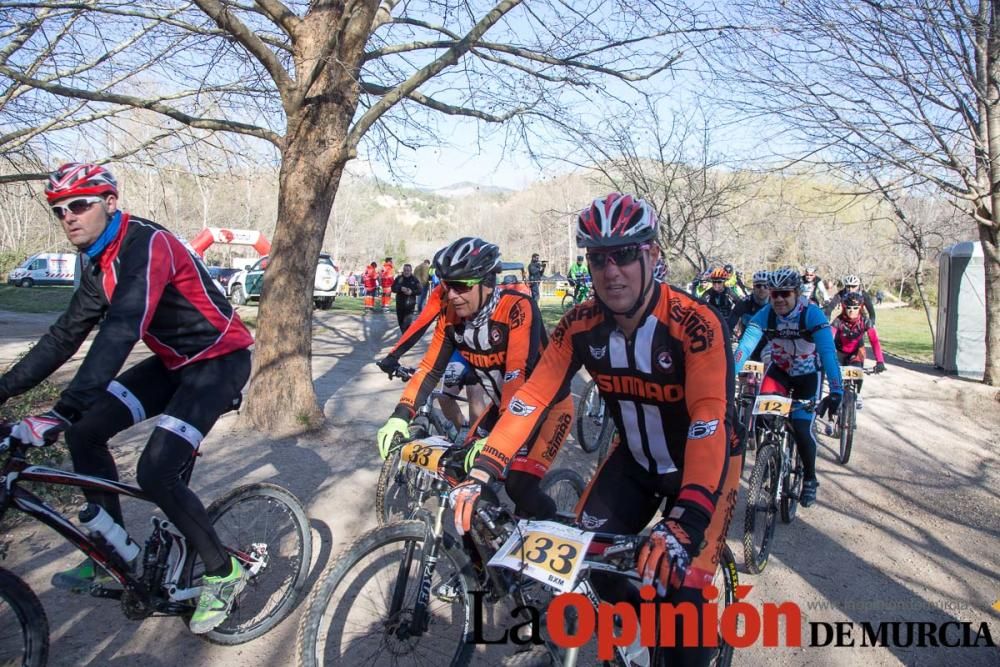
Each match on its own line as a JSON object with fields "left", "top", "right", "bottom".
{"left": 841, "top": 366, "right": 864, "bottom": 380}
{"left": 753, "top": 394, "right": 792, "bottom": 416}
{"left": 489, "top": 520, "right": 595, "bottom": 594}
{"left": 742, "top": 361, "right": 765, "bottom": 375}
{"left": 400, "top": 436, "right": 451, "bottom": 472}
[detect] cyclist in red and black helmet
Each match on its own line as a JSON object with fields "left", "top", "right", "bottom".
{"left": 1, "top": 162, "right": 253, "bottom": 634}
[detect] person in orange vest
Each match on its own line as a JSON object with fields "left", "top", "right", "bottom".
{"left": 380, "top": 257, "right": 395, "bottom": 310}
{"left": 362, "top": 262, "right": 378, "bottom": 312}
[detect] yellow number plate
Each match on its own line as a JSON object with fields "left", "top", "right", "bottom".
{"left": 400, "top": 440, "right": 449, "bottom": 472}
{"left": 489, "top": 520, "right": 595, "bottom": 593}
{"left": 841, "top": 366, "right": 864, "bottom": 380}
{"left": 742, "top": 361, "right": 765, "bottom": 375}
{"left": 753, "top": 394, "right": 792, "bottom": 416}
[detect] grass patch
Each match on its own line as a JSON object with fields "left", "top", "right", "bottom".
{"left": 874, "top": 306, "right": 935, "bottom": 362}
{"left": 0, "top": 285, "right": 74, "bottom": 313}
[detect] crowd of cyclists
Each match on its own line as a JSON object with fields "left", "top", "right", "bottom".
{"left": 0, "top": 163, "right": 891, "bottom": 665}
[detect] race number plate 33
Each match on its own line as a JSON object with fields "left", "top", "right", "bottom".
{"left": 400, "top": 436, "right": 451, "bottom": 473}
{"left": 841, "top": 366, "right": 864, "bottom": 380}
{"left": 489, "top": 520, "right": 595, "bottom": 593}
{"left": 753, "top": 394, "right": 792, "bottom": 416}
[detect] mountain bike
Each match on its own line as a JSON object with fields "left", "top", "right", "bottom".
{"left": 575, "top": 379, "right": 614, "bottom": 461}
{"left": 377, "top": 367, "right": 585, "bottom": 526}
{"left": 0, "top": 422, "right": 311, "bottom": 658}
{"left": 561, "top": 277, "right": 592, "bottom": 311}
{"left": 826, "top": 366, "right": 875, "bottom": 466}
{"left": 298, "top": 439, "right": 736, "bottom": 666}
{"left": 742, "top": 395, "right": 815, "bottom": 575}
{"left": 734, "top": 360, "right": 765, "bottom": 453}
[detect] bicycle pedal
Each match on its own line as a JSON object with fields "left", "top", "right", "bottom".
{"left": 88, "top": 585, "right": 124, "bottom": 599}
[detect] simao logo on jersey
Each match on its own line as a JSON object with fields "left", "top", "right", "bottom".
{"left": 655, "top": 348, "right": 673, "bottom": 372}
{"left": 490, "top": 326, "right": 504, "bottom": 345}
{"left": 507, "top": 397, "right": 537, "bottom": 417}
{"left": 509, "top": 302, "right": 525, "bottom": 329}
{"left": 588, "top": 344, "right": 607, "bottom": 360}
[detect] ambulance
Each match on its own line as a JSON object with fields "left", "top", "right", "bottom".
{"left": 7, "top": 252, "right": 78, "bottom": 287}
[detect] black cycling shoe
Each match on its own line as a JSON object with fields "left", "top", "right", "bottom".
{"left": 800, "top": 479, "right": 819, "bottom": 507}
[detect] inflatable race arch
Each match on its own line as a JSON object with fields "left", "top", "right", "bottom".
{"left": 189, "top": 227, "right": 271, "bottom": 256}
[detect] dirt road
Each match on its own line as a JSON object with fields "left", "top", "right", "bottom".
{"left": 2, "top": 307, "right": 998, "bottom": 666}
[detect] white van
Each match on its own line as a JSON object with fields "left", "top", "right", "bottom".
{"left": 7, "top": 252, "right": 78, "bottom": 287}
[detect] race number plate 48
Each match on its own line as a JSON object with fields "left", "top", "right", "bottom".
{"left": 753, "top": 394, "right": 792, "bottom": 416}
{"left": 489, "top": 520, "right": 595, "bottom": 593}
{"left": 400, "top": 436, "right": 451, "bottom": 472}
{"left": 841, "top": 366, "right": 864, "bottom": 380}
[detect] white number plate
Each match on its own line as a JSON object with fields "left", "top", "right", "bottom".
{"left": 742, "top": 361, "right": 765, "bottom": 375}
{"left": 489, "top": 520, "right": 595, "bottom": 593}
{"left": 753, "top": 394, "right": 792, "bottom": 416}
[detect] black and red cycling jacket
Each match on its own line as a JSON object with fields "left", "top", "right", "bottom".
{"left": 0, "top": 213, "right": 253, "bottom": 418}
{"left": 482, "top": 283, "right": 737, "bottom": 520}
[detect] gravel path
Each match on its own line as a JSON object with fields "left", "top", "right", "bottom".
{"left": 1, "top": 307, "right": 997, "bottom": 666}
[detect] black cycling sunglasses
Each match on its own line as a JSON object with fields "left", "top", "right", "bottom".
{"left": 770, "top": 289, "right": 795, "bottom": 299}
{"left": 443, "top": 278, "right": 482, "bottom": 294}
{"left": 51, "top": 196, "right": 104, "bottom": 220}
{"left": 586, "top": 244, "right": 648, "bottom": 270}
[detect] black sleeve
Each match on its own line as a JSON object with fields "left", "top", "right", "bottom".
{"left": 727, "top": 298, "right": 747, "bottom": 332}
{"left": 0, "top": 272, "right": 104, "bottom": 404}
{"left": 391, "top": 276, "right": 403, "bottom": 294}
{"left": 864, "top": 292, "right": 876, "bottom": 323}
{"left": 823, "top": 293, "right": 840, "bottom": 318}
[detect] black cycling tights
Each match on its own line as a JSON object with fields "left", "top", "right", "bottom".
{"left": 65, "top": 350, "right": 250, "bottom": 576}
{"left": 791, "top": 418, "right": 818, "bottom": 482}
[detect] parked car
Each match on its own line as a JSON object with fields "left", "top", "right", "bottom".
{"left": 7, "top": 252, "right": 78, "bottom": 287}
{"left": 207, "top": 267, "right": 241, "bottom": 293}
{"left": 229, "top": 253, "right": 340, "bottom": 309}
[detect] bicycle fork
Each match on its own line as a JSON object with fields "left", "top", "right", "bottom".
{"left": 389, "top": 492, "right": 449, "bottom": 637}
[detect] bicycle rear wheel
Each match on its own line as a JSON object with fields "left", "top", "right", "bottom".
{"left": 298, "top": 520, "right": 476, "bottom": 667}
{"left": 186, "top": 483, "right": 312, "bottom": 645}
{"left": 838, "top": 391, "right": 856, "bottom": 465}
{"left": 780, "top": 432, "right": 803, "bottom": 524}
{"left": 561, "top": 294, "right": 575, "bottom": 311}
{"left": 576, "top": 380, "right": 613, "bottom": 455}
{"left": 540, "top": 468, "right": 586, "bottom": 516}
{"left": 742, "top": 443, "right": 780, "bottom": 574}
{"left": 0, "top": 567, "right": 48, "bottom": 667}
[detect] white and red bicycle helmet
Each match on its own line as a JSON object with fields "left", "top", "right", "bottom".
{"left": 576, "top": 193, "right": 658, "bottom": 248}
{"left": 45, "top": 163, "right": 118, "bottom": 204}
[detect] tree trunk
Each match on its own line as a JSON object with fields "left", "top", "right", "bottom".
{"left": 244, "top": 103, "right": 354, "bottom": 432}
{"left": 912, "top": 254, "right": 936, "bottom": 349}
{"left": 981, "top": 1, "right": 1000, "bottom": 386}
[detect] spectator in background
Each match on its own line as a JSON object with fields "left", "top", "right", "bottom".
{"left": 875, "top": 289, "right": 885, "bottom": 306}
{"left": 380, "top": 257, "right": 395, "bottom": 310}
{"left": 347, "top": 271, "right": 358, "bottom": 298}
{"left": 362, "top": 262, "right": 378, "bottom": 313}
{"left": 527, "top": 252, "right": 546, "bottom": 302}
{"left": 413, "top": 258, "right": 431, "bottom": 311}
{"left": 391, "top": 263, "right": 422, "bottom": 332}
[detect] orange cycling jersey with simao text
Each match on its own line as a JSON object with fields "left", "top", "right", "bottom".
{"left": 482, "top": 283, "right": 737, "bottom": 519}
{"left": 392, "top": 288, "right": 545, "bottom": 422}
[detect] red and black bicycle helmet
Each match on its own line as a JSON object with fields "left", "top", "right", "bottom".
{"left": 576, "top": 193, "right": 658, "bottom": 249}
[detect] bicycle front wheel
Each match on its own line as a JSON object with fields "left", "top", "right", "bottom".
{"left": 540, "top": 468, "right": 586, "bottom": 516}
{"left": 838, "top": 391, "right": 856, "bottom": 465}
{"left": 298, "top": 520, "right": 476, "bottom": 667}
{"left": 780, "top": 432, "right": 803, "bottom": 524}
{"left": 711, "top": 545, "right": 738, "bottom": 667}
{"left": 742, "top": 443, "right": 780, "bottom": 574}
{"left": 187, "top": 482, "right": 312, "bottom": 645}
{"left": 0, "top": 567, "right": 48, "bottom": 667}
{"left": 575, "top": 380, "right": 613, "bottom": 455}
{"left": 561, "top": 293, "right": 575, "bottom": 311}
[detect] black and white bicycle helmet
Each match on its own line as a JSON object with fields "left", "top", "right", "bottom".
{"left": 576, "top": 193, "right": 658, "bottom": 248}
{"left": 752, "top": 270, "right": 770, "bottom": 285}
{"left": 842, "top": 274, "right": 860, "bottom": 287}
{"left": 768, "top": 266, "right": 801, "bottom": 291}
{"left": 432, "top": 237, "right": 501, "bottom": 281}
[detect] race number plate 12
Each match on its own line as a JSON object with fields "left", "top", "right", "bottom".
{"left": 489, "top": 520, "right": 595, "bottom": 594}
{"left": 753, "top": 394, "right": 792, "bottom": 416}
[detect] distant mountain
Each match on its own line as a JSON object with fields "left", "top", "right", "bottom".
{"left": 430, "top": 181, "right": 514, "bottom": 198}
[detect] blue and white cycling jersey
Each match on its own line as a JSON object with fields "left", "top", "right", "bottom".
{"left": 734, "top": 298, "right": 843, "bottom": 393}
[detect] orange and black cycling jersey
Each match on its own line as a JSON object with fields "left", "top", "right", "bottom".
{"left": 389, "top": 284, "right": 446, "bottom": 358}
{"left": 392, "top": 288, "right": 544, "bottom": 425}
{"left": 483, "top": 283, "right": 737, "bottom": 519}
